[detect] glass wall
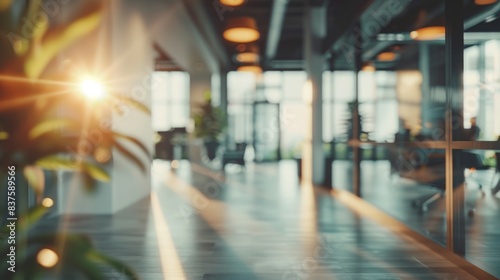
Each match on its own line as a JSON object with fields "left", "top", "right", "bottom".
{"left": 461, "top": 1, "right": 500, "bottom": 277}
{"left": 227, "top": 71, "right": 308, "bottom": 161}
{"left": 329, "top": 0, "right": 500, "bottom": 277}
{"left": 344, "top": 0, "right": 450, "bottom": 247}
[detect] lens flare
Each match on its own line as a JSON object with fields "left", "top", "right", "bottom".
{"left": 80, "top": 79, "right": 105, "bottom": 99}
{"left": 37, "top": 248, "right": 59, "bottom": 268}
{"left": 42, "top": 198, "right": 54, "bottom": 208}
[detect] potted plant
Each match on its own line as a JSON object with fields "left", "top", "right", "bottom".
{"left": 0, "top": 1, "right": 146, "bottom": 279}
{"left": 192, "top": 93, "right": 226, "bottom": 161}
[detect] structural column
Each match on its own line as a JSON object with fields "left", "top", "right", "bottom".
{"left": 303, "top": 1, "right": 326, "bottom": 185}
{"left": 219, "top": 70, "right": 230, "bottom": 149}
{"left": 445, "top": 0, "right": 465, "bottom": 255}
{"left": 352, "top": 24, "right": 362, "bottom": 196}
{"left": 188, "top": 72, "right": 213, "bottom": 164}
{"left": 420, "top": 43, "right": 431, "bottom": 136}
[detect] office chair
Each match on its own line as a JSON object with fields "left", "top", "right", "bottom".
{"left": 411, "top": 174, "right": 446, "bottom": 213}
{"left": 489, "top": 153, "right": 500, "bottom": 195}
{"left": 463, "top": 151, "right": 490, "bottom": 197}
{"left": 222, "top": 142, "right": 247, "bottom": 171}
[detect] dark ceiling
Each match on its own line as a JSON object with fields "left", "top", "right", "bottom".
{"left": 200, "top": 0, "right": 500, "bottom": 71}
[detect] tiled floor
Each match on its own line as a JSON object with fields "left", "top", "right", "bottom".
{"left": 37, "top": 160, "right": 486, "bottom": 279}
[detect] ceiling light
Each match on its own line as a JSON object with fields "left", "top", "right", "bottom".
{"left": 223, "top": 17, "right": 260, "bottom": 43}
{"left": 475, "top": 0, "right": 497, "bottom": 5}
{"left": 362, "top": 63, "right": 376, "bottom": 72}
{"left": 220, "top": 0, "right": 245, "bottom": 7}
{"left": 237, "top": 65, "right": 262, "bottom": 74}
{"left": 410, "top": 26, "right": 445, "bottom": 41}
{"left": 377, "top": 52, "right": 397, "bottom": 62}
{"left": 235, "top": 52, "right": 260, "bottom": 63}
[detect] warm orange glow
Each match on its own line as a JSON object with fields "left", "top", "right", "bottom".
{"left": 237, "top": 65, "right": 262, "bottom": 74}
{"left": 94, "top": 147, "right": 111, "bottom": 163}
{"left": 79, "top": 79, "right": 105, "bottom": 99}
{"left": 220, "top": 0, "right": 245, "bottom": 6}
{"left": 377, "top": 52, "right": 397, "bottom": 62}
{"left": 410, "top": 26, "right": 445, "bottom": 41}
{"left": 223, "top": 17, "right": 260, "bottom": 43}
{"left": 42, "top": 198, "right": 54, "bottom": 208}
{"left": 224, "top": 28, "right": 260, "bottom": 43}
{"left": 235, "top": 52, "right": 260, "bottom": 63}
{"left": 0, "top": 131, "right": 8, "bottom": 140}
{"left": 37, "top": 249, "right": 59, "bottom": 268}
{"left": 475, "top": 0, "right": 497, "bottom": 5}
{"left": 362, "top": 64, "right": 376, "bottom": 72}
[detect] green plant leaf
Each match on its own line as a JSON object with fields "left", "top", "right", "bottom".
{"left": 24, "top": 10, "right": 102, "bottom": 79}
{"left": 112, "top": 132, "right": 150, "bottom": 159}
{"left": 83, "top": 162, "right": 110, "bottom": 182}
{"left": 35, "top": 155, "right": 79, "bottom": 171}
{"left": 19, "top": 204, "right": 48, "bottom": 231}
{"left": 113, "top": 140, "right": 146, "bottom": 173}
{"left": 29, "top": 118, "right": 78, "bottom": 139}
{"left": 23, "top": 165, "right": 45, "bottom": 196}
{"left": 35, "top": 155, "right": 110, "bottom": 182}
{"left": 108, "top": 94, "right": 150, "bottom": 115}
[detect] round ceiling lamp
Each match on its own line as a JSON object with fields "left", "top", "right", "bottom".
{"left": 235, "top": 52, "right": 260, "bottom": 63}
{"left": 410, "top": 26, "right": 445, "bottom": 41}
{"left": 237, "top": 65, "right": 262, "bottom": 74}
{"left": 475, "top": 0, "right": 497, "bottom": 5}
{"left": 362, "top": 63, "right": 376, "bottom": 72}
{"left": 377, "top": 52, "right": 397, "bottom": 62}
{"left": 234, "top": 44, "right": 259, "bottom": 63}
{"left": 223, "top": 17, "right": 260, "bottom": 43}
{"left": 220, "top": 0, "right": 245, "bottom": 7}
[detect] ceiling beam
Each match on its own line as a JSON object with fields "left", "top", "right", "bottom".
{"left": 182, "top": 0, "right": 230, "bottom": 72}
{"left": 266, "top": 0, "right": 289, "bottom": 60}
{"left": 465, "top": 1, "right": 500, "bottom": 30}
{"left": 325, "top": 0, "right": 413, "bottom": 58}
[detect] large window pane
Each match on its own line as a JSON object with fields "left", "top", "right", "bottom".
{"left": 151, "top": 71, "right": 190, "bottom": 131}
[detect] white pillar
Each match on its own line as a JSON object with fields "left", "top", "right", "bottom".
{"left": 303, "top": 1, "right": 326, "bottom": 185}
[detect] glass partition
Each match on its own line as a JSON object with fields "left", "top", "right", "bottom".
{"left": 461, "top": 1, "right": 500, "bottom": 277}
{"left": 346, "top": 0, "right": 450, "bottom": 246}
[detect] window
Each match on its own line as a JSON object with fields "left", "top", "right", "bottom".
{"left": 151, "top": 71, "right": 190, "bottom": 131}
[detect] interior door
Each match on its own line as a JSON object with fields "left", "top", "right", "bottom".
{"left": 253, "top": 102, "right": 281, "bottom": 162}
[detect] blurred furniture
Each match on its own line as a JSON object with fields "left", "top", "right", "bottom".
{"left": 222, "top": 143, "right": 247, "bottom": 170}
{"left": 489, "top": 152, "right": 500, "bottom": 195}
{"left": 462, "top": 151, "right": 490, "bottom": 197}
{"left": 388, "top": 145, "right": 446, "bottom": 212}
{"left": 154, "top": 128, "right": 187, "bottom": 160}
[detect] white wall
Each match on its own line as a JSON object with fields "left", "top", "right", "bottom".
{"left": 108, "top": 0, "right": 222, "bottom": 213}
{"left": 56, "top": 0, "right": 114, "bottom": 215}
{"left": 109, "top": 0, "right": 154, "bottom": 213}
{"left": 56, "top": 0, "right": 223, "bottom": 214}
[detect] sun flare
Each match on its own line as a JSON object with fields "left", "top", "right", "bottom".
{"left": 79, "top": 79, "right": 105, "bottom": 100}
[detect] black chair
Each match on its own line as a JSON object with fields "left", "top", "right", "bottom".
{"left": 222, "top": 143, "right": 247, "bottom": 171}
{"left": 490, "top": 153, "right": 500, "bottom": 195}
{"left": 154, "top": 128, "right": 187, "bottom": 160}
